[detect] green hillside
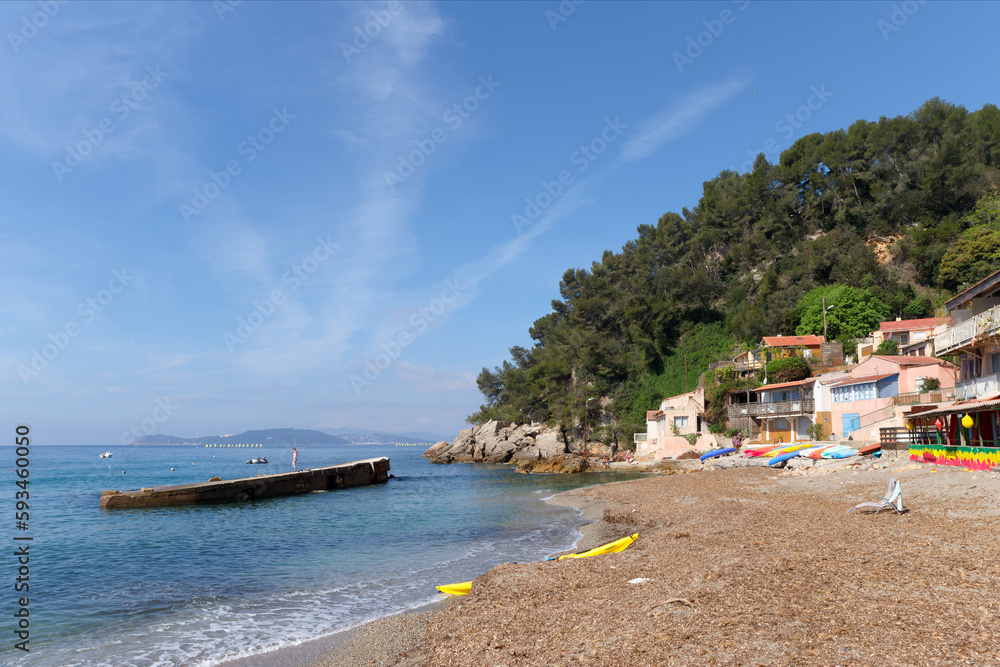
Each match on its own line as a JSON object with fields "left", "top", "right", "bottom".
{"left": 468, "top": 98, "right": 1000, "bottom": 446}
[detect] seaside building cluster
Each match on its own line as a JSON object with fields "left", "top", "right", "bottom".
{"left": 637, "top": 269, "right": 1000, "bottom": 471}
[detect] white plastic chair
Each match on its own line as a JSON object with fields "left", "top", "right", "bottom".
{"left": 847, "top": 478, "right": 903, "bottom": 515}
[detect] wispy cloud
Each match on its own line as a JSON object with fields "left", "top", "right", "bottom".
{"left": 620, "top": 77, "right": 750, "bottom": 163}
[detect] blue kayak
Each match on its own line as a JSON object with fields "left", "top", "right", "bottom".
{"left": 769, "top": 450, "right": 801, "bottom": 466}
{"left": 699, "top": 447, "right": 736, "bottom": 461}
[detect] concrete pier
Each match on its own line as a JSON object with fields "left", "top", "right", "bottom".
{"left": 100, "top": 457, "right": 390, "bottom": 509}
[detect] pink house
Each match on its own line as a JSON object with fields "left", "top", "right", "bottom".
{"left": 828, "top": 355, "right": 957, "bottom": 440}
{"left": 858, "top": 316, "right": 951, "bottom": 359}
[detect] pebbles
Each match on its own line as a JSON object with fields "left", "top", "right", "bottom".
{"left": 410, "top": 465, "right": 1000, "bottom": 666}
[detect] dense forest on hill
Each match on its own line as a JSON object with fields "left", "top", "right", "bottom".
{"left": 468, "top": 99, "right": 1000, "bottom": 446}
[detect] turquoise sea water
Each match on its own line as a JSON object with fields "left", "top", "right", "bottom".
{"left": 4, "top": 444, "right": 641, "bottom": 666}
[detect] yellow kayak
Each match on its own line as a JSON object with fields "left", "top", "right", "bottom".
{"left": 436, "top": 533, "right": 639, "bottom": 595}
{"left": 762, "top": 443, "right": 812, "bottom": 457}
{"left": 435, "top": 581, "right": 472, "bottom": 596}
{"left": 557, "top": 532, "right": 638, "bottom": 560}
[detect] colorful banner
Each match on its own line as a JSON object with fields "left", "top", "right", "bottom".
{"left": 909, "top": 444, "right": 1000, "bottom": 471}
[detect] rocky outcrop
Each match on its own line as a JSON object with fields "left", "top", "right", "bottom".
{"left": 424, "top": 421, "right": 618, "bottom": 472}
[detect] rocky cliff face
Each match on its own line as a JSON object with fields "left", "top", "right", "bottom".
{"left": 423, "top": 420, "right": 618, "bottom": 472}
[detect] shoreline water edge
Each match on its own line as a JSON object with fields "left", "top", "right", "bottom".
{"left": 218, "top": 475, "right": 624, "bottom": 667}
{"left": 229, "top": 459, "right": 1000, "bottom": 666}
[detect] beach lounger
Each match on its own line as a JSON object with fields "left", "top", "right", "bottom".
{"left": 847, "top": 478, "right": 903, "bottom": 515}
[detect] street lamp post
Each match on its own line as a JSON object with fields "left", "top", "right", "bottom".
{"left": 822, "top": 298, "right": 834, "bottom": 341}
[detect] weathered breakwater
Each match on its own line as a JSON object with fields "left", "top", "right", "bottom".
{"left": 100, "top": 457, "right": 390, "bottom": 508}
{"left": 423, "top": 420, "right": 618, "bottom": 472}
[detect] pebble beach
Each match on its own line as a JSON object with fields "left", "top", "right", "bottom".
{"left": 232, "top": 457, "right": 1000, "bottom": 666}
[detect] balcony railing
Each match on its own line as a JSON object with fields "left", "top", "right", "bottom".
{"left": 892, "top": 388, "right": 955, "bottom": 406}
{"left": 634, "top": 433, "right": 648, "bottom": 444}
{"left": 732, "top": 360, "right": 764, "bottom": 372}
{"left": 934, "top": 304, "right": 1000, "bottom": 356}
{"left": 956, "top": 372, "right": 1000, "bottom": 401}
{"left": 727, "top": 398, "right": 814, "bottom": 419}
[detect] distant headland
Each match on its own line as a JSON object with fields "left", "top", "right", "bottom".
{"left": 131, "top": 427, "right": 445, "bottom": 446}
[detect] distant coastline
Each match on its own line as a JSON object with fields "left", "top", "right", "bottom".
{"left": 129, "top": 426, "right": 443, "bottom": 447}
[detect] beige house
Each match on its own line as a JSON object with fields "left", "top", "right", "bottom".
{"left": 635, "top": 388, "right": 713, "bottom": 457}
{"left": 732, "top": 335, "right": 826, "bottom": 373}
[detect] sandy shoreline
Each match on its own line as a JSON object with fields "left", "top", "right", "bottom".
{"left": 224, "top": 458, "right": 1000, "bottom": 665}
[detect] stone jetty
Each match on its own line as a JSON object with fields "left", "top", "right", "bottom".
{"left": 100, "top": 457, "right": 390, "bottom": 508}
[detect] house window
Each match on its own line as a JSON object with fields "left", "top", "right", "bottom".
{"left": 992, "top": 352, "right": 1000, "bottom": 375}
{"left": 773, "top": 418, "right": 788, "bottom": 430}
{"left": 833, "top": 383, "right": 874, "bottom": 402}
{"left": 673, "top": 416, "right": 688, "bottom": 430}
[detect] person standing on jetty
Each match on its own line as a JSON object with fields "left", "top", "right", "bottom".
{"left": 292, "top": 447, "right": 298, "bottom": 471}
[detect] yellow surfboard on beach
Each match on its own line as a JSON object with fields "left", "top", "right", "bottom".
{"left": 436, "top": 533, "right": 639, "bottom": 595}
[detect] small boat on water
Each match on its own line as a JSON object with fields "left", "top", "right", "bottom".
{"left": 245, "top": 457, "right": 269, "bottom": 464}
{"left": 100, "top": 451, "right": 113, "bottom": 458}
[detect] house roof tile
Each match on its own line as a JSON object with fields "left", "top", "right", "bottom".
{"left": 945, "top": 268, "right": 1000, "bottom": 311}
{"left": 879, "top": 317, "right": 950, "bottom": 333}
{"left": 762, "top": 335, "right": 825, "bottom": 347}
{"left": 831, "top": 373, "right": 898, "bottom": 387}
{"left": 869, "top": 355, "right": 952, "bottom": 367}
{"left": 752, "top": 378, "right": 816, "bottom": 392}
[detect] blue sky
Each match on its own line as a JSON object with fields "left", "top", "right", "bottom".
{"left": 2, "top": 0, "right": 998, "bottom": 445}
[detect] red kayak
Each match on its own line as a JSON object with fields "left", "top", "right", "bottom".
{"left": 808, "top": 446, "right": 833, "bottom": 459}
{"left": 744, "top": 445, "right": 780, "bottom": 457}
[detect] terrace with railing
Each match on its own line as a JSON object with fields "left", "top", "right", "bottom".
{"left": 727, "top": 398, "right": 814, "bottom": 419}
{"left": 892, "top": 388, "right": 954, "bottom": 406}
{"left": 933, "top": 303, "right": 1000, "bottom": 356}
{"left": 956, "top": 372, "right": 1000, "bottom": 401}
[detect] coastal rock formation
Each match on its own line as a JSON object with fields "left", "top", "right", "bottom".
{"left": 424, "top": 421, "right": 617, "bottom": 471}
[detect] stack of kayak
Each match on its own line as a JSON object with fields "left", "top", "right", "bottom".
{"left": 435, "top": 533, "right": 639, "bottom": 596}
{"left": 743, "top": 443, "right": 860, "bottom": 466}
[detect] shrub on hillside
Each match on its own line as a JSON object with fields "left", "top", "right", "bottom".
{"left": 763, "top": 357, "right": 811, "bottom": 384}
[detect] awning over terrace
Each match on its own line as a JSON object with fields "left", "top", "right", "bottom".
{"left": 904, "top": 394, "right": 1000, "bottom": 420}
